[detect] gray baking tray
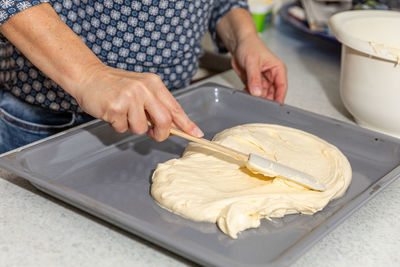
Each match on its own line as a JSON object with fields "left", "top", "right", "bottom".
{"left": 1, "top": 83, "right": 399, "bottom": 267}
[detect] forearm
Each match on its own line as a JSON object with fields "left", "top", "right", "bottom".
{"left": 216, "top": 8, "right": 258, "bottom": 54}
{"left": 0, "top": 3, "right": 103, "bottom": 98}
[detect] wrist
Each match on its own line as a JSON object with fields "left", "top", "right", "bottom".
{"left": 232, "top": 30, "right": 259, "bottom": 53}
{"left": 63, "top": 60, "right": 106, "bottom": 100}
{"left": 217, "top": 8, "right": 258, "bottom": 54}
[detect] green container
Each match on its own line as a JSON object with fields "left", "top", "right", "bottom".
{"left": 252, "top": 11, "right": 273, "bottom": 32}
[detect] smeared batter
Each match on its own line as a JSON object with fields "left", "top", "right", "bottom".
{"left": 151, "top": 124, "right": 352, "bottom": 238}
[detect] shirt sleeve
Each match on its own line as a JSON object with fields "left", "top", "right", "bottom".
{"left": 208, "top": 0, "right": 249, "bottom": 53}
{"left": 0, "top": 0, "right": 49, "bottom": 25}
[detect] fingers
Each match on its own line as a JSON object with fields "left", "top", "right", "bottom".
{"left": 245, "top": 57, "right": 263, "bottom": 97}
{"left": 109, "top": 118, "right": 128, "bottom": 133}
{"left": 262, "top": 78, "right": 272, "bottom": 99}
{"left": 266, "top": 88, "right": 275, "bottom": 100}
{"left": 159, "top": 95, "right": 203, "bottom": 137}
{"left": 147, "top": 75, "right": 203, "bottom": 138}
{"left": 127, "top": 103, "right": 148, "bottom": 135}
{"left": 231, "top": 58, "right": 247, "bottom": 85}
{"left": 169, "top": 102, "right": 204, "bottom": 137}
{"left": 144, "top": 96, "right": 172, "bottom": 142}
{"left": 103, "top": 99, "right": 129, "bottom": 133}
{"left": 259, "top": 66, "right": 287, "bottom": 103}
{"left": 273, "top": 65, "right": 288, "bottom": 103}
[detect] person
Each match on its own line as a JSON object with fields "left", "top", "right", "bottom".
{"left": 0, "top": 0, "right": 287, "bottom": 154}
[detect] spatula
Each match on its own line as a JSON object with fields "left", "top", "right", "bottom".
{"left": 149, "top": 122, "right": 326, "bottom": 191}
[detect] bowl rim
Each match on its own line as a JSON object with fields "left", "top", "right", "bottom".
{"left": 329, "top": 10, "right": 400, "bottom": 63}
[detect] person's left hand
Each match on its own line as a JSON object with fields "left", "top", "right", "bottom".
{"left": 231, "top": 34, "right": 287, "bottom": 103}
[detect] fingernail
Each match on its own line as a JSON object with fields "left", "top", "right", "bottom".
{"left": 193, "top": 127, "right": 204, "bottom": 138}
{"left": 251, "top": 87, "right": 261, "bottom": 96}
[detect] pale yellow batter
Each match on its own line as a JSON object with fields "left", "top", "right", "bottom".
{"left": 151, "top": 124, "right": 352, "bottom": 238}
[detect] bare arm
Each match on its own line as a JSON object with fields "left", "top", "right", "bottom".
{"left": 216, "top": 8, "right": 287, "bottom": 103}
{"left": 0, "top": 3, "right": 203, "bottom": 141}
{"left": 0, "top": 3, "right": 100, "bottom": 97}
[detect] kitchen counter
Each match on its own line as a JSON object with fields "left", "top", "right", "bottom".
{"left": 1, "top": 19, "right": 399, "bottom": 267}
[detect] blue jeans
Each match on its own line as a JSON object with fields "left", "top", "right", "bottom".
{"left": 0, "top": 90, "right": 94, "bottom": 154}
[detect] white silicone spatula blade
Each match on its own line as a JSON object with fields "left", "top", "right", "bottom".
{"left": 246, "top": 154, "right": 326, "bottom": 191}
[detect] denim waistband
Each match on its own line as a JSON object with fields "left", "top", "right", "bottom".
{"left": 0, "top": 90, "right": 93, "bottom": 126}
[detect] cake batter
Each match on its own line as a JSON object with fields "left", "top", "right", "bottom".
{"left": 151, "top": 124, "right": 352, "bottom": 238}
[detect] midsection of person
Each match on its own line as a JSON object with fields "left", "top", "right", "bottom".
{"left": 4, "top": 0, "right": 215, "bottom": 113}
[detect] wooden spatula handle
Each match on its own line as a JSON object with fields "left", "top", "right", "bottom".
{"left": 147, "top": 120, "right": 248, "bottom": 162}
{"left": 169, "top": 127, "right": 248, "bottom": 161}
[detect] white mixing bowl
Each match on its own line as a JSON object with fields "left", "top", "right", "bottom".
{"left": 329, "top": 10, "right": 400, "bottom": 137}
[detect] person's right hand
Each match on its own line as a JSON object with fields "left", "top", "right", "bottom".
{"left": 73, "top": 64, "right": 204, "bottom": 142}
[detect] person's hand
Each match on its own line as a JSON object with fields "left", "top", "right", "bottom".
{"left": 231, "top": 34, "right": 287, "bottom": 103}
{"left": 74, "top": 63, "right": 204, "bottom": 141}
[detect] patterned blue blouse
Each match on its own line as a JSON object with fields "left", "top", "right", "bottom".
{"left": 0, "top": 0, "right": 248, "bottom": 112}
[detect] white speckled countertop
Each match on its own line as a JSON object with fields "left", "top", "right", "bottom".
{"left": 1, "top": 19, "right": 400, "bottom": 267}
